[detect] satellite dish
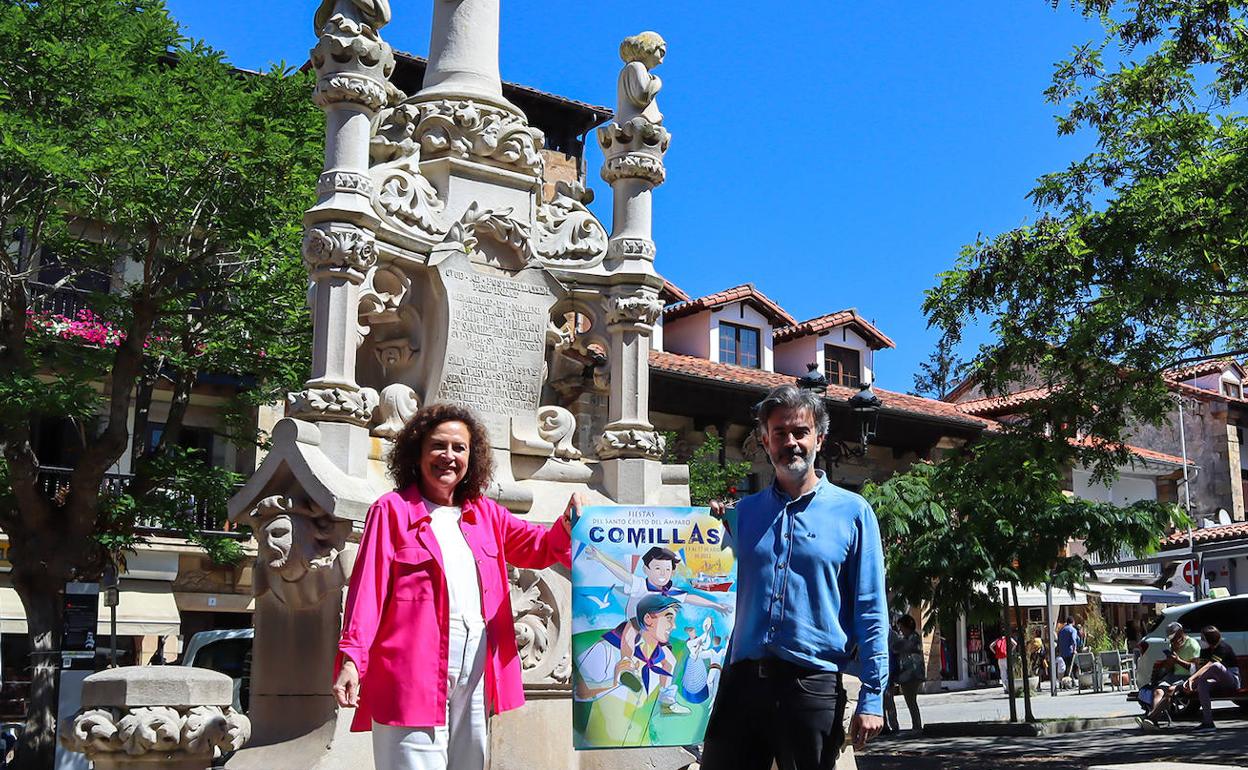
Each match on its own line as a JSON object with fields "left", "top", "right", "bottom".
{"left": 1217, "top": 509, "right": 1232, "bottom": 525}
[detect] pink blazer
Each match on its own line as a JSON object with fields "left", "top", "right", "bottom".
{"left": 336, "top": 485, "right": 571, "bottom": 730}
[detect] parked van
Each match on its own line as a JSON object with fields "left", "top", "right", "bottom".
{"left": 180, "top": 628, "right": 253, "bottom": 713}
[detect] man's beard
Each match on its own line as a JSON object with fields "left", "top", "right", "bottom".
{"left": 772, "top": 446, "right": 810, "bottom": 477}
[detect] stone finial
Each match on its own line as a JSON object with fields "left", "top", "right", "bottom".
{"left": 314, "top": 0, "right": 392, "bottom": 33}
{"left": 59, "top": 667, "right": 250, "bottom": 770}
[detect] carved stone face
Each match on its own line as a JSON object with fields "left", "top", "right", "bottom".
{"left": 259, "top": 513, "right": 305, "bottom": 581}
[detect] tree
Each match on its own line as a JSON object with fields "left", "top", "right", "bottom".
{"left": 0, "top": 2, "right": 321, "bottom": 765}
{"left": 924, "top": 0, "right": 1248, "bottom": 480}
{"left": 862, "top": 434, "right": 1184, "bottom": 721}
{"left": 662, "top": 433, "right": 753, "bottom": 505}
{"left": 911, "top": 333, "right": 969, "bottom": 400}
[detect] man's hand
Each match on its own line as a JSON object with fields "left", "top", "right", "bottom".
{"left": 849, "top": 713, "right": 883, "bottom": 751}
{"left": 332, "top": 660, "right": 360, "bottom": 708}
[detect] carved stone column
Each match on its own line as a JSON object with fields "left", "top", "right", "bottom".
{"left": 59, "top": 667, "right": 250, "bottom": 770}
{"left": 295, "top": 1, "right": 395, "bottom": 473}
{"left": 596, "top": 33, "right": 672, "bottom": 503}
{"left": 421, "top": 0, "right": 512, "bottom": 109}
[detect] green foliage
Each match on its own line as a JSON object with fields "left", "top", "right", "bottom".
{"left": 862, "top": 437, "right": 1186, "bottom": 632}
{"left": 1080, "top": 597, "right": 1123, "bottom": 653}
{"left": 662, "top": 433, "right": 753, "bottom": 506}
{"left": 924, "top": 0, "right": 1248, "bottom": 481}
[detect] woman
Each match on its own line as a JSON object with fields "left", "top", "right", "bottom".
{"left": 332, "top": 403, "right": 579, "bottom": 770}
{"left": 892, "top": 614, "right": 924, "bottom": 732}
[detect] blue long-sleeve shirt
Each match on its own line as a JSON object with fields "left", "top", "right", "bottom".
{"left": 724, "top": 472, "right": 889, "bottom": 715}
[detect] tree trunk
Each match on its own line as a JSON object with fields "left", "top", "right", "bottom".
{"left": 10, "top": 569, "right": 65, "bottom": 770}
{"left": 1010, "top": 582, "right": 1035, "bottom": 722}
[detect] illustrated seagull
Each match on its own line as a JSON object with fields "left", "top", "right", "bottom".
{"left": 586, "top": 588, "right": 613, "bottom": 610}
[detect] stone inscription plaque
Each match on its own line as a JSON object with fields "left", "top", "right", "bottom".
{"left": 435, "top": 255, "right": 557, "bottom": 446}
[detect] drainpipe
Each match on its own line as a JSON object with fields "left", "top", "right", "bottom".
{"left": 1176, "top": 395, "right": 1199, "bottom": 600}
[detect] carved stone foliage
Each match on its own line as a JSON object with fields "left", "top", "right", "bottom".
{"left": 303, "top": 225, "right": 377, "bottom": 280}
{"left": 445, "top": 201, "right": 536, "bottom": 266}
{"left": 533, "top": 181, "right": 608, "bottom": 267}
{"left": 606, "top": 294, "right": 664, "bottom": 327}
{"left": 241, "top": 496, "right": 351, "bottom": 609}
{"left": 310, "top": 7, "right": 395, "bottom": 112}
{"left": 537, "top": 405, "right": 582, "bottom": 460}
{"left": 60, "top": 705, "right": 250, "bottom": 759}
{"left": 370, "top": 155, "right": 449, "bottom": 239}
{"left": 368, "top": 383, "right": 419, "bottom": 439}
{"left": 508, "top": 567, "right": 569, "bottom": 686}
{"left": 287, "top": 385, "right": 377, "bottom": 425}
{"left": 598, "top": 118, "right": 671, "bottom": 186}
{"left": 404, "top": 98, "right": 545, "bottom": 176}
{"left": 358, "top": 263, "right": 411, "bottom": 326}
{"left": 596, "top": 428, "right": 666, "bottom": 460}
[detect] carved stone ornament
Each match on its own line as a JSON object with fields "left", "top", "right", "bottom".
{"left": 596, "top": 428, "right": 666, "bottom": 460}
{"left": 317, "top": 170, "right": 374, "bottom": 197}
{"left": 607, "top": 237, "right": 657, "bottom": 261}
{"left": 310, "top": 5, "right": 394, "bottom": 112}
{"left": 606, "top": 294, "right": 664, "bottom": 326}
{"left": 369, "top": 383, "right": 419, "bottom": 439}
{"left": 373, "top": 337, "right": 417, "bottom": 376}
{"left": 370, "top": 154, "right": 449, "bottom": 238}
{"left": 533, "top": 181, "right": 608, "bottom": 267}
{"left": 60, "top": 705, "right": 250, "bottom": 759}
{"left": 287, "top": 384, "right": 377, "bottom": 425}
{"left": 358, "top": 263, "right": 412, "bottom": 326}
{"left": 404, "top": 98, "right": 545, "bottom": 176}
{"left": 537, "top": 405, "right": 582, "bottom": 460}
{"left": 303, "top": 225, "right": 378, "bottom": 279}
{"left": 242, "top": 495, "right": 350, "bottom": 609}
{"left": 444, "top": 201, "right": 536, "bottom": 265}
{"left": 509, "top": 567, "right": 570, "bottom": 685}
{"left": 598, "top": 117, "right": 671, "bottom": 157}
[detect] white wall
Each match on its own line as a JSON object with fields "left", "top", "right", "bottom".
{"left": 774, "top": 325, "right": 876, "bottom": 384}
{"left": 651, "top": 315, "right": 664, "bottom": 351}
{"left": 1071, "top": 468, "right": 1159, "bottom": 505}
{"left": 709, "top": 303, "right": 773, "bottom": 369}
{"left": 662, "top": 313, "right": 711, "bottom": 359}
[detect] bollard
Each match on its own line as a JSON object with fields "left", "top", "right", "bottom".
{"left": 59, "top": 666, "right": 249, "bottom": 770}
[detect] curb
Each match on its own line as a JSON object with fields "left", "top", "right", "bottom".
{"left": 922, "top": 715, "right": 1139, "bottom": 738}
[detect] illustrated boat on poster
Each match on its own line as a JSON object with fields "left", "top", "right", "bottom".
{"left": 691, "top": 573, "right": 733, "bottom": 592}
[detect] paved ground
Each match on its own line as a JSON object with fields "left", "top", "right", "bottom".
{"left": 888, "top": 685, "right": 1142, "bottom": 728}
{"left": 862, "top": 689, "right": 1248, "bottom": 770}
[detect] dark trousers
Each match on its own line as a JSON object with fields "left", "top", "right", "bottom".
{"left": 701, "top": 659, "right": 847, "bottom": 770}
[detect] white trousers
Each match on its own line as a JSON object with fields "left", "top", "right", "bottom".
{"left": 373, "top": 618, "right": 488, "bottom": 770}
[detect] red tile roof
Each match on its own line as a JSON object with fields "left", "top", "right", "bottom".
{"left": 661, "top": 279, "right": 690, "bottom": 303}
{"left": 663, "top": 284, "right": 797, "bottom": 327}
{"left": 1164, "top": 358, "right": 1245, "bottom": 383}
{"left": 955, "top": 386, "right": 1052, "bottom": 416}
{"left": 1161, "top": 520, "right": 1248, "bottom": 547}
{"left": 774, "top": 310, "right": 896, "bottom": 350}
{"left": 649, "top": 351, "right": 995, "bottom": 430}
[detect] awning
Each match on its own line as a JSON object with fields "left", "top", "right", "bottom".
{"left": 1084, "top": 581, "right": 1192, "bottom": 605}
{"left": 0, "top": 579, "right": 180, "bottom": 637}
{"left": 984, "top": 583, "right": 1088, "bottom": 607}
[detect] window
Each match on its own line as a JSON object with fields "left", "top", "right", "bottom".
{"left": 824, "top": 345, "right": 861, "bottom": 387}
{"left": 1223, "top": 381, "right": 1243, "bottom": 399}
{"left": 719, "top": 322, "right": 760, "bottom": 368}
{"left": 1178, "top": 598, "right": 1248, "bottom": 633}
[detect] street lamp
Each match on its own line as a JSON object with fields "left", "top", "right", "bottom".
{"left": 794, "top": 362, "right": 827, "bottom": 394}
{"left": 848, "top": 381, "right": 882, "bottom": 450}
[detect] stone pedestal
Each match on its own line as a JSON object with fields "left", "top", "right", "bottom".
{"left": 58, "top": 666, "right": 250, "bottom": 770}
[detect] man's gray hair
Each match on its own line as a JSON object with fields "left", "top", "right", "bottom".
{"left": 754, "top": 384, "right": 829, "bottom": 436}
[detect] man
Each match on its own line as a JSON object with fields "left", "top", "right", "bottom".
{"left": 1139, "top": 621, "right": 1202, "bottom": 727}
{"left": 701, "top": 384, "right": 888, "bottom": 770}
{"left": 1058, "top": 617, "right": 1078, "bottom": 674}
{"left": 1182, "top": 625, "right": 1242, "bottom": 731}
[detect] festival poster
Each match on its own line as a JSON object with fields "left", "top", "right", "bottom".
{"left": 570, "top": 506, "right": 736, "bottom": 750}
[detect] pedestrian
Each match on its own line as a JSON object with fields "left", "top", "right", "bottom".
{"left": 1138, "top": 621, "right": 1201, "bottom": 727}
{"left": 1027, "top": 629, "right": 1047, "bottom": 682}
{"left": 702, "top": 383, "right": 888, "bottom": 770}
{"left": 1058, "top": 616, "right": 1078, "bottom": 674}
{"left": 1182, "top": 625, "right": 1242, "bottom": 731}
{"left": 893, "top": 614, "right": 924, "bottom": 732}
{"left": 332, "top": 403, "right": 578, "bottom": 770}
{"left": 882, "top": 623, "right": 901, "bottom": 735}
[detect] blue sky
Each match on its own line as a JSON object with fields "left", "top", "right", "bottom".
{"left": 166, "top": 0, "right": 1104, "bottom": 392}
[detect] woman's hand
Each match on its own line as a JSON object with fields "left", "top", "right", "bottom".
{"left": 709, "top": 499, "right": 726, "bottom": 519}
{"left": 562, "top": 492, "right": 588, "bottom": 532}
{"left": 333, "top": 659, "right": 360, "bottom": 708}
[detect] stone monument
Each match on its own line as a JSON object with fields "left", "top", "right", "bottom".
{"left": 224, "top": 2, "right": 690, "bottom": 768}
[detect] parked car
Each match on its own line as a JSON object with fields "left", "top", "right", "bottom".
{"left": 1136, "top": 595, "right": 1248, "bottom": 712}
{"left": 180, "top": 628, "right": 253, "bottom": 713}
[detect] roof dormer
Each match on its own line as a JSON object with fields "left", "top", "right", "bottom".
{"left": 660, "top": 284, "right": 794, "bottom": 370}
{"left": 772, "top": 310, "right": 895, "bottom": 387}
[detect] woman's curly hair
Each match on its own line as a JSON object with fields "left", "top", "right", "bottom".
{"left": 388, "top": 403, "right": 495, "bottom": 505}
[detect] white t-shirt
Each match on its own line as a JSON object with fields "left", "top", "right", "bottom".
{"left": 428, "top": 505, "right": 483, "bottom": 626}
